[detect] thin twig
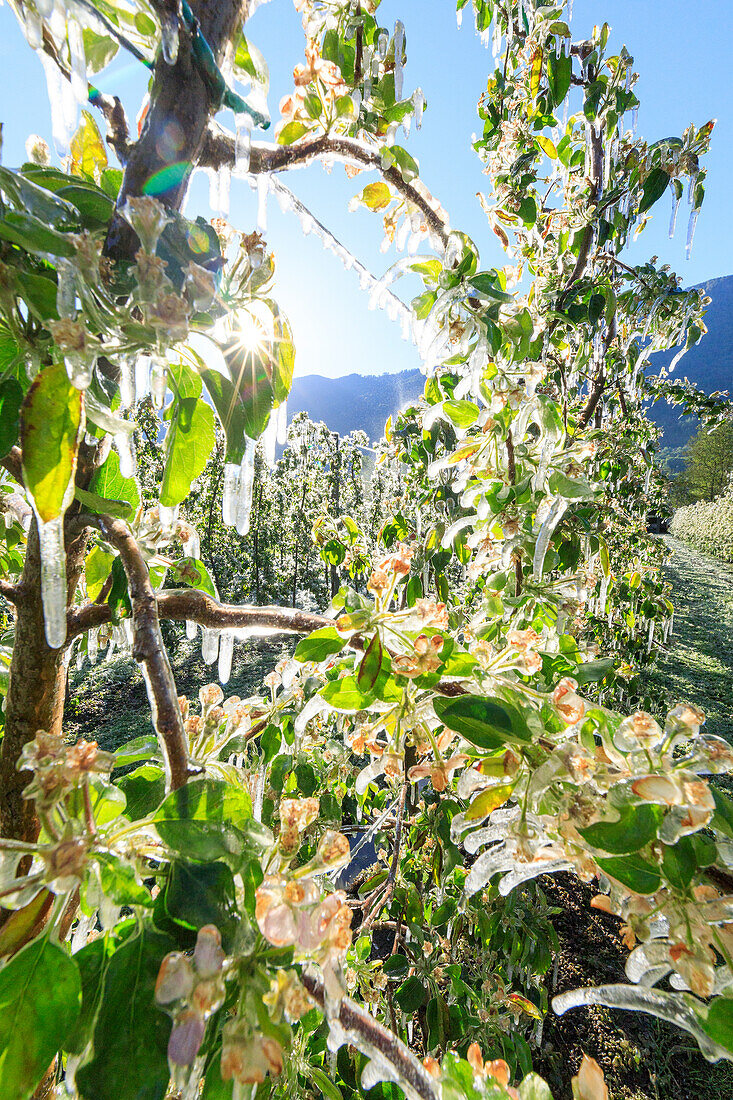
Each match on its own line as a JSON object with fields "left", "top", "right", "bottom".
{"left": 360, "top": 781, "right": 408, "bottom": 935}
{"left": 300, "top": 973, "right": 439, "bottom": 1100}
{"left": 201, "top": 131, "right": 450, "bottom": 246}
{"left": 86, "top": 515, "right": 192, "bottom": 790}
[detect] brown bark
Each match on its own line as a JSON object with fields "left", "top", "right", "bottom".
{"left": 105, "top": 0, "right": 249, "bottom": 256}
{"left": 0, "top": 525, "right": 90, "bottom": 843}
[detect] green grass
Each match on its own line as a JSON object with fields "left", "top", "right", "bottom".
{"left": 64, "top": 625, "right": 295, "bottom": 752}
{"left": 648, "top": 537, "right": 733, "bottom": 743}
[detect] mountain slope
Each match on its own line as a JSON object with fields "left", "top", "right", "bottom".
{"left": 288, "top": 275, "right": 733, "bottom": 445}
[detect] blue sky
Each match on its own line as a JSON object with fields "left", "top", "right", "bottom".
{"left": 1, "top": 0, "right": 731, "bottom": 378}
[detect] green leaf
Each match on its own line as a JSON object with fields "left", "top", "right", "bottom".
{"left": 89, "top": 450, "right": 140, "bottom": 514}
{"left": 0, "top": 166, "right": 79, "bottom": 227}
{"left": 164, "top": 860, "right": 239, "bottom": 948}
{"left": 595, "top": 854, "right": 661, "bottom": 895}
{"left": 85, "top": 545, "right": 115, "bottom": 601}
{"left": 382, "top": 954, "right": 410, "bottom": 978}
{"left": 0, "top": 379, "right": 23, "bottom": 458}
{"left": 167, "top": 557, "right": 217, "bottom": 598}
{"left": 467, "top": 273, "right": 513, "bottom": 303}
{"left": 82, "top": 28, "right": 119, "bottom": 74}
{"left": 203, "top": 351, "right": 273, "bottom": 465}
{"left": 160, "top": 398, "right": 215, "bottom": 507}
{"left": 310, "top": 1067, "right": 344, "bottom": 1100}
{"left": 320, "top": 675, "right": 372, "bottom": 712}
{"left": 16, "top": 272, "right": 59, "bottom": 322}
{"left": 75, "top": 487, "right": 133, "bottom": 518}
{"left": 294, "top": 626, "right": 344, "bottom": 663}
{"left": 357, "top": 632, "right": 383, "bottom": 693}
{"left": 579, "top": 804, "right": 658, "bottom": 854}
{"left": 97, "top": 854, "right": 153, "bottom": 908}
{"left": 573, "top": 657, "right": 615, "bottom": 685}
{"left": 547, "top": 49, "right": 571, "bottom": 107}
{"left": 117, "top": 765, "right": 166, "bottom": 820}
{"left": 638, "top": 168, "right": 670, "bottom": 215}
{"left": 154, "top": 778, "right": 252, "bottom": 831}
{"left": 712, "top": 788, "right": 733, "bottom": 839}
{"left": 21, "top": 361, "right": 84, "bottom": 523}
{"left": 661, "top": 837, "right": 697, "bottom": 892}
{"left": 395, "top": 974, "right": 427, "bottom": 1013}
{"left": 548, "top": 471, "right": 596, "bottom": 500}
{"left": 701, "top": 997, "right": 733, "bottom": 1054}
{"left": 75, "top": 928, "right": 175, "bottom": 1100}
{"left": 58, "top": 184, "right": 115, "bottom": 228}
{"left": 443, "top": 400, "right": 479, "bottom": 428}
{"left": 233, "top": 33, "right": 268, "bottom": 87}
{"left": 0, "top": 210, "right": 76, "bottom": 257}
{"left": 0, "top": 936, "right": 81, "bottom": 1099}
{"left": 64, "top": 934, "right": 111, "bottom": 1056}
{"left": 433, "top": 693, "right": 533, "bottom": 751}
{"left": 277, "top": 120, "right": 310, "bottom": 145}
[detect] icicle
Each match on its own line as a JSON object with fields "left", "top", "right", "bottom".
{"left": 56, "top": 259, "right": 76, "bottom": 319}
{"left": 234, "top": 114, "right": 253, "bottom": 176}
{"left": 186, "top": 619, "right": 198, "bottom": 641}
{"left": 456, "top": 6, "right": 463, "bottom": 28}
{"left": 631, "top": 106, "right": 638, "bottom": 137}
{"left": 257, "top": 174, "right": 269, "bottom": 233}
{"left": 362, "top": 45, "right": 373, "bottom": 100}
{"left": 669, "top": 192, "right": 680, "bottom": 238}
{"left": 532, "top": 497, "right": 569, "bottom": 579}
{"left": 135, "top": 355, "right": 151, "bottom": 400}
{"left": 235, "top": 439, "right": 256, "bottom": 536}
{"left": 118, "top": 355, "right": 135, "bottom": 409}
{"left": 218, "top": 631, "right": 234, "bottom": 684}
{"left": 376, "top": 31, "right": 389, "bottom": 59}
{"left": 160, "top": 14, "right": 179, "bottom": 65}
{"left": 685, "top": 208, "right": 699, "bottom": 260}
{"left": 151, "top": 358, "right": 167, "bottom": 407}
{"left": 114, "top": 431, "right": 135, "bottom": 479}
{"left": 604, "top": 137, "right": 612, "bottom": 190}
{"left": 261, "top": 415, "right": 277, "bottom": 468}
{"left": 158, "top": 506, "right": 178, "bottom": 545}
{"left": 275, "top": 400, "right": 288, "bottom": 445}
{"left": 67, "top": 17, "right": 87, "bottom": 104}
{"left": 222, "top": 462, "right": 240, "bottom": 527}
{"left": 393, "top": 21, "right": 405, "bottom": 100}
{"left": 201, "top": 627, "right": 220, "bottom": 665}
{"left": 88, "top": 627, "right": 99, "bottom": 663}
{"left": 217, "top": 165, "right": 231, "bottom": 216}
{"left": 597, "top": 574, "right": 610, "bottom": 617}
{"left": 37, "top": 515, "right": 67, "bottom": 648}
{"left": 644, "top": 465, "right": 652, "bottom": 494}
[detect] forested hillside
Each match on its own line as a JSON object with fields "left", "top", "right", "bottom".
{"left": 290, "top": 274, "right": 733, "bottom": 444}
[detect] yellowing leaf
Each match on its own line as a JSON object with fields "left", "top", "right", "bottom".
{"left": 507, "top": 993, "right": 543, "bottom": 1020}
{"left": 361, "top": 182, "right": 392, "bottom": 211}
{"left": 465, "top": 783, "right": 515, "bottom": 822}
{"left": 21, "top": 362, "right": 84, "bottom": 523}
{"left": 536, "top": 134, "right": 558, "bottom": 159}
{"left": 70, "top": 110, "right": 107, "bottom": 182}
{"left": 530, "top": 49, "right": 543, "bottom": 100}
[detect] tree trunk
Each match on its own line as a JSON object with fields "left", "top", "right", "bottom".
{"left": 0, "top": 525, "right": 90, "bottom": 842}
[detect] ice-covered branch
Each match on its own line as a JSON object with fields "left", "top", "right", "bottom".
{"left": 86, "top": 515, "right": 193, "bottom": 791}
{"left": 1, "top": 447, "right": 24, "bottom": 486}
{"left": 201, "top": 129, "right": 450, "bottom": 247}
{"left": 300, "top": 973, "right": 440, "bottom": 1100}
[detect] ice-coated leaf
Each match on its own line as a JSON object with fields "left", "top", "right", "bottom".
{"left": 595, "top": 853, "right": 661, "bottom": 895}
{"left": 21, "top": 361, "right": 83, "bottom": 523}
{"left": 70, "top": 110, "right": 108, "bottom": 182}
{"left": 89, "top": 450, "right": 140, "bottom": 514}
{"left": 75, "top": 928, "right": 176, "bottom": 1100}
{"left": 160, "top": 397, "right": 215, "bottom": 507}
{"left": 0, "top": 936, "right": 81, "bottom": 1099}
{"left": 638, "top": 168, "right": 671, "bottom": 215}
{"left": 357, "top": 632, "right": 383, "bottom": 692}
{"left": 294, "top": 626, "right": 344, "bottom": 663}
{"left": 579, "top": 804, "right": 659, "bottom": 855}
{"left": 433, "top": 693, "right": 533, "bottom": 751}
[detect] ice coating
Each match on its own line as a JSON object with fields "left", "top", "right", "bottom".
{"left": 151, "top": 358, "right": 168, "bottom": 408}
{"left": 597, "top": 573, "right": 610, "bottom": 617}
{"left": 393, "top": 21, "right": 405, "bottom": 100}
{"left": 135, "top": 355, "right": 151, "bottom": 401}
{"left": 412, "top": 87, "right": 424, "bottom": 129}
{"left": 235, "top": 439, "right": 256, "bottom": 535}
{"left": 161, "top": 16, "right": 179, "bottom": 65}
{"left": 222, "top": 461, "right": 240, "bottom": 527}
{"left": 38, "top": 515, "right": 68, "bottom": 648}
{"left": 685, "top": 208, "right": 699, "bottom": 260}
{"left": 56, "top": 259, "right": 76, "bottom": 319}
{"left": 552, "top": 984, "right": 730, "bottom": 1062}
{"left": 38, "top": 49, "right": 78, "bottom": 157}
{"left": 201, "top": 627, "right": 220, "bottom": 665}
{"left": 159, "top": 503, "right": 179, "bottom": 536}
{"left": 234, "top": 114, "right": 253, "bottom": 176}
{"left": 118, "top": 356, "right": 135, "bottom": 409}
{"left": 186, "top": 619, "right": 198, "bottom": 641}
{"left": 532, "top": 496, "right": 569, "bottom": 579}
{"left": 465, "top": 846, "right": 515, "bottom": 896}
{"left": 67, "top": 17, "right": 87, "bottom": 104}
{"left": 114, "top": 431, "right": 135, "bottom": 479}
{"left": 217, "top": 631, "right": 234, "bottom": 684}
{"left": 498, "top": 859, "right": 572, "bottom": 895}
